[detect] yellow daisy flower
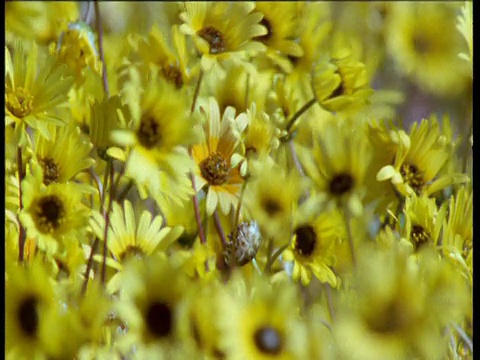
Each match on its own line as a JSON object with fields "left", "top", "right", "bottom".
{"left": 253, "top": 2, "right": 304, "bottom": 73}
{"left": 33, "top": 123, "right": 95, "bottom": 185}
{"left": 200, "top": 61, "right": 273, "bottom": 116}
{"left": 385, "top": 3, "right": 470, "bottom": 97}
{"left": 19, "top": 164, "right": 90, "bottom": 254}
{"left": 136, "top": 24, "right": 195, "bottom": 89}
{"left": 333, "top": 244, "right": 470, "bottom": 360}
{"left": 221, "top": 274, "right": 308, "bottom": 359}
{"left": 6, "top": 2, "right": 79, "bottom": 46}
{"left": 288, "top": 2, "right": 332, "bottom": 86}
{"left": 115, "top": 255, "right": 192, "bottom": 357}
{"left": 6, "top": 259, "right": 56, "bottom": 359}
{"left": 298, "top": 120, "right": 373, "bottom": 217}
{"left": 283, "top": 204, "right": 345, "bottom": 287}
{"left": 89, "top": 200, "right": 183, "bottom": 274}
{"left": 179, "top": 2, "right": 267, "bottom": 72}
{"left": 112, "top": 66, "right": 197, "bottom": 205}
{"left": 5, "top": 41, "right": 74, "bottom": 143}
{"left": 403, "top": 194, "right": 446, "bottom": 253}
{"left": 377, "top": 117, "right": 470, "bottom": 198}
{"left": 179, "top": 280, "right": 227, "bottom": 358}
{"left": 311, "top": 48, "right": 373, "bottom": 113}
{"left": 191, "top": 97, "right": 247, "bottom": 215}
{"left": 54, "top": 21, "right": 103, "bottom": 85}
{"left": 245, "top": 155, "right": 304, "bottom": 244}
{"left": 441, "top": 186, "right": 473, "bottom": 283}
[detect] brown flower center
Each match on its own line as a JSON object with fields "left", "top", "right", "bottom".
{"left": 329, "top": 173, "right": 354, "bottom": 196}
{"left": 365, "top": 298, "right": 410, "bottom": 335}
{"left": 400, "top": 163, "right": 424, "bottom": 195}
{"left": 146, "top": 301, "right": 173, "bottom": 339}
{"left": 119, "top": 245, "right": 145, "bottom": 262}
{"left": 197, "top": 26, "right": 226, "bottom": 54}
{"left": 6, "top": 87, "right": 34, "bottom": 118}
{"left": 39, "top": 157, "right": 59, "bottom": 185}
{"left": 18, "top": 295, "right": 39, "bottom": 338}
{"left": 254, "top": 326, "right": 283, "bottom": 355}
{"left": 200, "top": 152, "right": 229, "bottom": 186}
{"left": 294, "top": 225, "right": 317, "bottom": 257}
{"left": 137, "top": 116, "right": 162, "bottom": 149}
{"left": 162, "top": 65, "right": 184, "bottom": 89}
{"left": 263, "top": 198, "right": 282, "bottom": 216}
{"left": 34, "top": 195, "right": 66, "bottom": 234}
{"left": 413, "top": 34, "right": 431, "bottom": 55}
{"left": 410, "top": 224, "right": 431, "bottom": 251}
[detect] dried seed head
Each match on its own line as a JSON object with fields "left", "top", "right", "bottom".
{"left": 224, "top": 220, "right": 262, "bottom": 266}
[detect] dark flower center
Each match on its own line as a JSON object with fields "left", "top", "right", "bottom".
{"left": 400, "top": 163, "right": 424, "bottom": 195}
{"left": 35, "top": 195, "right": 65, "bottom": 233}
{"left": 18, "top": 295, "right": 39, "bottom": 338}
{"left": 119, "top": 245, "right": 145, "bottom": 262}
{"left": 365, "top": 299, "right": 409, "bottom": 335}
{"left": 146, "top": 301, "right": 173, "bottom": 338}
{"left": 256, "top": 17, "right": 272, "bottom": 42}
{"left": 329, "top": 173, "right": 354, "bottom": 195}
{"left": 254, "top": 326, "right": 283, "bottom": 355}
{"left": 162, "top": 65, "right": 184, "bottom": 89}
{"left": 410, "top": 224, "right": 431, "bottom": 251}
{"left": 39, "top": 157, "right": 59, "bottom": 185}
{"left": 200, "top": 152, "right": 230, "bottom": 186}
{"left": 294, "top": 225, "right": 317, "bottom": 257}
{"left": 137, "top": 116, "right": 162, "bottom": 149}
{"left": 263, "top": 198, "right": 282, "bottom": 216}
{"left": 330, "top": 70, "right": 346, "bottom": 98}
{"left": 197, "top": 26, "right": 226, "bottom": 54}
{"left": 413, "top": 34, "right": 431, "bottom": 55}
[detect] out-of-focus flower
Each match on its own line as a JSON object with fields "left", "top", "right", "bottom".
{"left": 385, "top": 3, "right": 470, "bottom": 97}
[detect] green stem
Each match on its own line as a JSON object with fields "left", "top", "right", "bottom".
{"left": 17, "top": 146, "right": 26, "bottom": 262}
{"left": 343, "top": 208, "right": 356, "bottom": 267}
{"left": 101, "top": 160, "right": 115, "bottom": 284}
{"left": 264, "top": 243, "right": 289, "bottom": 274}
{"left": 94, "top": 1, "right": 109, "bottom": 97}
{"left": 282, "top": 97, "right": 316, "bottom": 141}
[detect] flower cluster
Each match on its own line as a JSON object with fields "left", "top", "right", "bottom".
{"left": 5, "top": 2, "right": 472, "bottom": 359}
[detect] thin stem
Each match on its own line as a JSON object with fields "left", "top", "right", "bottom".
{"left": 190, "top": 70, "right": 204, "bottom": 113}
{"left": 231, "top": 176, "right": 248, "bottom": 270}
{"left": 264, "top": 243, "right": 289, "bottom": 274}
{"left": 100, "top": 161, "right": 110, "bottom": 214}
{"left": 282, "top": 97, "right": 316, "bottom": 140}
{"left": 190, "top": 172, "right": 206, "bottom": 245}
{"left": 82, "top": 1, "right": 93, "bottom": 24}
{"left": 245, "top": 73, "right": 250, "bottom": 109}
{"left": 117, "top": 179, "right": 134, "bottom": 203}
{"left": 101, "top": 161, "right": 115, "bottom": 284}
{"left": 88, "top": 167, "right": 103, "bottom": 202}
{"left": 324, "top": 283, "right": 336, "bottom": 322}
{"left": 343, "top": 209, "right": 357, "bottom": 267}
{"left": 17, "top": 146, "right": 26, "bottom": 262}
{"left": 94, "top": 1, "right": 109, "bottom": 97}
{"left": 213, "top": 210, "right": 227, "bottom": 248}
{"left": 189, "top": 70, "right": 206, "bottom": 245}
{"left": 81, "top": 237, "right": 99, "bottom": 295}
